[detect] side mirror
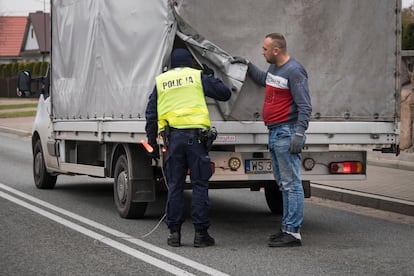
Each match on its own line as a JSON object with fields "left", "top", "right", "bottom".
{"left": 17, "top": 70, "right": 32, "bottom": 97}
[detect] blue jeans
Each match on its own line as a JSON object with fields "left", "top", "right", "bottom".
{"left": 164, "top": 130, "right": 212, "bottom": 231}
{"left": 268, "top": 124, "right": 305, "bottom": 234}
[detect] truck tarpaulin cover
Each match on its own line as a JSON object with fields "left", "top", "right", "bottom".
{"left": 51, "top": 0, "right": 398, "bottom": 122}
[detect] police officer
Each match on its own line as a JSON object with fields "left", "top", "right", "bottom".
{"left": 145, "top": 48, "right": 231, "bottom": 247}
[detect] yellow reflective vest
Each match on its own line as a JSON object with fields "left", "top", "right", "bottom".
{"left": 156, "top": 67, "right": 211, "bottom": 131}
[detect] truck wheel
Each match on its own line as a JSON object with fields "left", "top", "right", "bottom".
{"left": 113, "top": 154, "right": 147, "bottom": 219}
{"left": 33, "top": 139, "right": 57, "bottom": 189}
{"left": 264, "top": 180, "right": 283, "bottom": 215}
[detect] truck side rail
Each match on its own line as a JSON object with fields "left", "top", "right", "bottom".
{"left": 52, "top": 120, "right": 398, "bottom": 146}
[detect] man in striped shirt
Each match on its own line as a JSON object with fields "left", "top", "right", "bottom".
{"left": 232, "top": 33, "right": 312, "bottom": 247}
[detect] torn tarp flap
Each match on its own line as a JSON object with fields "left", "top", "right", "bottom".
{"left": 173, "top": 8, "right": 248, "bottom": 119}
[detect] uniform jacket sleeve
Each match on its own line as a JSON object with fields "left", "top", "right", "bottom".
{"left": 201, "top": 73, "right": 231, "bottom": 101}
{"left": 145, "top": 87, "right": 158, "bottom": 143}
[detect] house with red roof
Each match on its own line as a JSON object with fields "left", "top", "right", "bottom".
{"left": 0, "top": 16, "right": 27, "bottom": 63}
{"left": 21, "top": 11, "right": 50, "bottom": 62}
{"left": 0, "top": 11, "right": 50, "bottom": 64}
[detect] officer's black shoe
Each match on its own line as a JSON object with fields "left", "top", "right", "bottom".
{"left": 167, "top": 231, "right": 181, "bottom": 247}
{"left": 194, "top": 230, "right": 215, "bottom": 248}
{"left": 268, "top": 232, "right": 302, "bottom": 247}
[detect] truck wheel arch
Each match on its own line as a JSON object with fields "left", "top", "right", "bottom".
{"left": 32, "top": 136, "right": 57, "bottom": 189}
{"left": 111, "top": 143, "right": 155, "bottom": 218}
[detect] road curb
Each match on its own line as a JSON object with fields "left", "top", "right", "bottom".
{"left": 311, "top": 183, "right": 414, "bottom": 216}
{"left": 367, "top": 158, "right": 414, "bottom": 171}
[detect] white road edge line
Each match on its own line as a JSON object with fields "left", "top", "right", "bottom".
{"left": 0, "top": 190, "right": 195, "bottom": 276}
{"left": 0, "top": 183, "right": 231, "bottom": 276}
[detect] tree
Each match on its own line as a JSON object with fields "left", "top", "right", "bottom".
{"left": 402, "top": 4, "right": 414, "bottom": 49}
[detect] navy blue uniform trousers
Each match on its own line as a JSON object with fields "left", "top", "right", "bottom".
{"left": 164, "top": 130, "right": 212, "bottom": 231}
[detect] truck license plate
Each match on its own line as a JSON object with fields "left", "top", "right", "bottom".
{"left": 245, "top": 159, "right": 272, "bottom": 174}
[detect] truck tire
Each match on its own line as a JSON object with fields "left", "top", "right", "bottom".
{"left": 113, "top": 154, "right": 147, "bottom": 219}
{"left": 33, "top": 139, "right": 57, "bottom": 189}
{"left": 264, "top": 180, "right": 283, "bottom": 215}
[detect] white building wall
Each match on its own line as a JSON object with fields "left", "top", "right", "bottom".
{"left": 24, "top": 24, "right": 39, "bottom": 51}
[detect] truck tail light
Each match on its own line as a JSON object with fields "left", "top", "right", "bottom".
{"left": 329, "top": 161, "right": 363, "bottom": 174}
{"left": 187, "top": 162, "right": 215, "bottom": 175}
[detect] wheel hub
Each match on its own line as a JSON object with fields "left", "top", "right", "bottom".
{"left": 116, "top": 171, "right": 128, "bottom": 203}
{"left": 34, "top": 152, "right": 42, "bottom": 177}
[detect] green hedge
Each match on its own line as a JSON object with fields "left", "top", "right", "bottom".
{"left": 402, "top": 7, "right": 414, "bottom": 50}
{"left": 0, "top": 62, "right": 49, "bottom": 78}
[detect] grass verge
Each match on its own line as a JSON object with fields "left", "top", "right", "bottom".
{"left": 0, "top": 104, "right": 38, "bottom": 110}
{"left": 0, "top": 110, "right": 36, "bottom": 118}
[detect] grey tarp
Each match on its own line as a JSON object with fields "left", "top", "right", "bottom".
{"left": 51, "top": 0, "right": 245, "bottom": 121}
{"left": 51, "top": 0, "right": 398, "bottom": 122}
{"left": 51, "top": 0, "right": 176, "bottom": 120}
{"left": 176, "top": 0, "right": 399, "bottom": 122}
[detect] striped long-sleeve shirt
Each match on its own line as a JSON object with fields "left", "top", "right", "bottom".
{"left": 247, "top": 58, "right": 312, "bottom": 134}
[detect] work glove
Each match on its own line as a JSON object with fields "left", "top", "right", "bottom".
{"left": 289, "top": 134, "right": 306, "bottom": 154}
{"left": 202, "top": 63, "right": 214, "bottom": 76}
{"left": 230, "top": 56, "right": 248, "bottom": 64}
{"left": 147, "top": 139, "right": 160, "bottom": 159}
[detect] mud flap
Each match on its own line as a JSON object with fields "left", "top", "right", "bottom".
{"left": 131, "top": 179, "right": 155, "bottom": 202}
{"left": 125, "top": 144, "right": 156, "bottom": 202}
{"left": 302, "top": 180, "right": 311, "bottom": 198}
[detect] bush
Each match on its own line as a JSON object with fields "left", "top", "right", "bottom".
{"left": 27, "top": 63, "right": 35, "bottom": 74}
{"left": 32, "top": 62, "right": 41, "bottom": 76}
{"left": 11, "top": 63, "right": 19, "bottom": 76}
{"left": 0, "top": 61, "right": 49, "bottom": 78}
{"left": 0, "top": 64, "right": 5, "bottom": 78}
{"left": 18, "top": 62, "right": 26, "bottom": 72}
{"left": 40, "top": 62, "right": 48, "bottom": 75}
{"left": 1, "top": 64, "right": 11, "bottom": 78}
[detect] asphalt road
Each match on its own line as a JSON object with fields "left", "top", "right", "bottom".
{"left": 1, "top": 133, "right": 414, "bottom": 276}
